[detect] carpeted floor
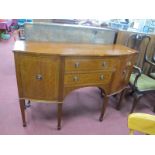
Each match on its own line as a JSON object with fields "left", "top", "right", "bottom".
{"left": 0, "top": 36, "right": 155, "bottom": 135}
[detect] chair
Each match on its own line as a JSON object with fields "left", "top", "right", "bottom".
{"left": 118, "top": 33, "right": 155, "bottom": 113}
{"left": 148, "top": 51, "right": 155, "bottom": 79}
{"left": 129, "top": 34, "right": 155, "bottom": 113}
{"left": 128, "top": 113, "right": 155, "bottom": 135}
{"left": 126, "top": 33, "right": 151, "bottom": 68}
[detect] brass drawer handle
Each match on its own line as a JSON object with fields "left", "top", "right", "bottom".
{"left": 36, "top": 74, "right": 43, "bottom": 80}
{"left": 100, "top": 75, "right": 104, "bottom": 80}
{"left": 73, "top": 76, "right": 79, "bottom": 82}
{"left": 127, "top": 61, "right": 132, "bottom": 67}
{"left": 102, "top": 62, "right": 107, "bottom": 67}
{"left": 74, "top": 62, "right": 80, "bottom": 68}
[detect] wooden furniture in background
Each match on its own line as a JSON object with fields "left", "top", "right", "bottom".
{"left": 117, "top": 32, "right": 155, "bottom": 113}
{"left": 116, "top": 30, "right": 155, "bottom": 74}
{"left": 126, "top": 34, "right": 155, "bottom": 113}
{"left": 13, "top": 41, "right": 137, "bottom": 130}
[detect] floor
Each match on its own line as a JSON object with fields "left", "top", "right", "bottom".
{"left": 0, "top": 35, "right": 155, "bottom": 135}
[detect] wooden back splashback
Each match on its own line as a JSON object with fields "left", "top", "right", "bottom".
{"left": 24, "top": 23, "right": 117, "bottom": 44}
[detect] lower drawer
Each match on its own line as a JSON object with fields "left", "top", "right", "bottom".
{"left": 64, "top": 71, "right": 113, "bottom": 86}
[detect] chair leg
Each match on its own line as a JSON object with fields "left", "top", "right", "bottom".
{"left": 129, "top": 129, "right": 134, "bottom": 135}
{"left": 19, "top": 99, "right": 27, "bottom": 127}
{"left": 99, "top": 95, "right": 109, "bottom": 121}
{"left": 153, "top": 106, "right": 155, "bottom": 113}
{"left": 57, "top": 103, "right": 63, "bottom": 130}
{"left": 116, "top": 88, "right": 127, "bottom": 110}
{"left": 130, "top": 93, "right": 142, "bottom": 113}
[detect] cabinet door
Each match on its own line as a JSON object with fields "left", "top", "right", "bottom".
{"left": 115, "top": 55, "right": 135, "bottom": 90}
{"left": 109, "top": 55, "right": 136, "bottom": 93}
{"left": 120, "top": 56, "right": 135, "bottom": 85}
{"left": 20, "top": 55, "right": 59, "bottom": 101}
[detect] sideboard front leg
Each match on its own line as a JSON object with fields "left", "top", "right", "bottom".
{"left": 19, "top": 99, "right": 27, "bottom": 127}
{"left": 57, "top": 103, "right": 63, "bottom": 130}
{"left": 99, "top": 95, "right": 109, "bottom": 122}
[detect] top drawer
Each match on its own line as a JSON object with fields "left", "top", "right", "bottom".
{"left": 65, "top": 58, "right": 114, "bottom": 72}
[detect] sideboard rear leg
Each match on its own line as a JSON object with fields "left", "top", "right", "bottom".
{"left": 19, "top": 99, "right": 27, "bottom": 127}
{"left": 99, "top": 96, "right": 109, "bottom": 121}
{"left": 57, "top": 103, "right": 63, "bottom": 130}
{"left": 116, "top": 88, "right": 127, "bottom": 110}
{"left": 98, "top": 87, "right": 104, "bottom": 98}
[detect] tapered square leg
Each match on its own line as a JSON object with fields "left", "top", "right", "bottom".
{"left": 19, "top": 99, "right": 27, "bottom": 127}
{"left": 129, "top": 129, "right": 134, "bottom": 135}
{"left": 130, "top": 93, "right": 142, "bottom": 113}
{"left": 57, "top": 103, "right": 62, "bottom": 130}
{"left": 99, "top": 96, "right": 109, "bottom": 121}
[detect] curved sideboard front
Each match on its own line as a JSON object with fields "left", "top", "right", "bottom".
{"left": 13, "top": 41, "right": 137, "bottom": 129}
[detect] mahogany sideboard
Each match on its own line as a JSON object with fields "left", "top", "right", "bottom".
{"left": 13, "top": 41, "right": 137, "bottom": 130}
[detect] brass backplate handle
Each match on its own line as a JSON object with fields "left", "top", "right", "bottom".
{"left": 36, "top": 74, "right": 43, "bottom": 80}
{"left": 74, "top": 62, "right": 80, "bottom": 68}
{"left": 73, "top": 76, "right": 79, "bottom": 82}
{"left": 100, "top": 74, "right": 104, "bottom": 80}
{"left": 102, "top": 62, "right": 107, "bottom": 67}
{"left": 127, "top": 61, "right": 132, "bottom": 66}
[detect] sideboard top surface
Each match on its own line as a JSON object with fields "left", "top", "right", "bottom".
{"left": 13, "top": 41, "right": 137, "bottom": 56}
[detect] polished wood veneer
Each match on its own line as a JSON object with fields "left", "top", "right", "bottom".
{"left": 13, "top": 41, "right": 137, "bottom": 129}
